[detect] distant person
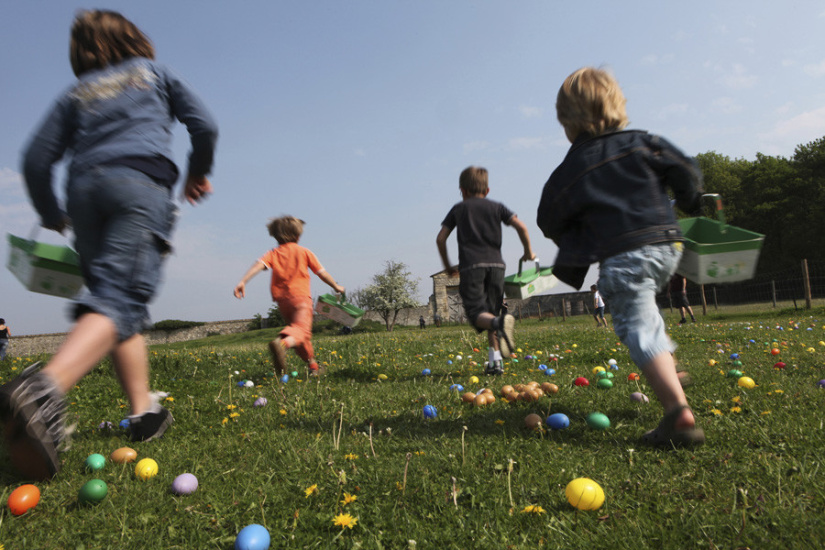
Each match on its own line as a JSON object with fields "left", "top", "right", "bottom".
{"left": 234, "top": 216, "right": 344, "bottom": 377}
{"left": 536, "top": 67, "right": 704, "bottom": 447}
{"left": 419, "top": 316, "right": 426, "bottom": 329}
{"left": 433, "top": 312, "right": 442, "bottom": 327}
{"left": 590, "top": 285, "right": 608, "bottom": 328}
{"left": 1, "top": 9, "right": 218, "bottom": 480}
{"left": 0, "top": 319, "right": 9, "bottom": 361}
{"left": 437, "top": 166, "right": 535, "bottom": 376}
{"left": 669, "top": 274, "right": 696, "bottom": 324}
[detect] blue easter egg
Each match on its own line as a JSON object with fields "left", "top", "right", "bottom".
{"left": 237, "top": 380, "right": 246, "bottom": 387}
{"left": 119, "top": 418, "right": 130, "bottom": 429}
{"left": 280, "top": 374, "right": 290, "bottom": 383}
{"left": 423, "top": 405, "right": 438, "bottom": 418}
{"left": 546, "top": 413, "right": 570, "bottom": 430}
{"left": 730, "top": 353, "right": 739, "bottom": 360}
{"left": 422, "top": 368, "right": 432, "bottom": 376}
{"left": 449, "top": 384, "right": 464, "bottom": 392}
{"left": 447, "top": 360, "right": 453, "bottom": 365}
{"left": 538, "top": 364, "right": 548, "bottom": 371}
{"left": 609, "top": 364, "right": 619, "bottom": 371}
{"left": 235, "top": 524, "right": 271, "bottom": 550}
{"left": 544, "top": 368, "right": 556, "bottom": 376}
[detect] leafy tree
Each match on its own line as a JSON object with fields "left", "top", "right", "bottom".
{"left": 248, "top": 305, "right": 286, "bottom": 330}
{"left": 357, "top": 261, "right": 420, "bottom": 332}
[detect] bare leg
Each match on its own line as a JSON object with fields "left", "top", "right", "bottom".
{"left": 111, "top": 334, "right": 152, "bottom": 416}
{"left": 642, "top": 351, "right": 695, "bottom": 430}
{"left": 41, "top": 312, "right": 118, "bottom": 394}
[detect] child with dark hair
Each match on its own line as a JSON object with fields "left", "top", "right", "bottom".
{"left": 234, "top": 216, "right": 344, "bottom": 377}
{"left": 1, "top": 9, "right": 218, "bottom": 479}
{"left": 537, "top": 67, "right": 704, "bottom": 447}
{"left": 437, "top": 166, "right": 535, "bottom": 375}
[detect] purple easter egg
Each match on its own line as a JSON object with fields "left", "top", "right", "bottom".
{"left": 253, "top": 397, "right": 268, "bottom": 407}
{"left": 818, "top": 379, "right": 825, "bottom": 388}
{"left": 171, "top": 473, "right": 199, "bottom": 495}
{"left": 630, "top": 392, "right": 649, "bottom": 403}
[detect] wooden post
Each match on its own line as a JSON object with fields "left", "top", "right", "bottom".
{"left": 712, "top": 286, "right": 718, "bottom": 310}
{"left": 562, "top": 299, "right": 567, "bottom": 322}
{"left": 537, "top": 301, "right": 542, "bottom": 320}
{"left": 803, "top": 259, "right": 812, "bottom": 309}
{"left": 700, "top": 284, "right": 708, "bottom": 315}
{"left": 771, "top": 280, "right": 777, "bottom": 308}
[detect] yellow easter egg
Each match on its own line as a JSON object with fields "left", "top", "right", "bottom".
{"left": 469, "top": 376, "right": 479, "bottom": 384}
{"left": 565, "top": 477, "right": 605, "bottom": 510}
{"left": 135, "top": 458, "right": 158, "bottom": 480}
{"left": 737, "top": 376, "right": 756, "bottom": 389}
{"left": 377, "top": 374, "right": 388, "bottom": 380}
{"left": 592, "top": 366, "right": 605, "bottom": 375}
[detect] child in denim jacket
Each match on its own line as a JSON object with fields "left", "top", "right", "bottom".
{"left": 1, "top": 10, "right": 218, "bottom": 479}
{"left": 537, "top": 67, "right": 704, "bottom": 447}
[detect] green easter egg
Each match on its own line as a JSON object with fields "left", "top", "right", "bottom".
{"left": 85, "top": 453, "right": 106, "bottom": 472}
{"left": 727, "top": 369, "right": 743, "bottom": 378}
{"left": 596, "top": 379, "right": 613, "bottom": 389}
{"left": 79, "top": 479, "right": 108, "bottom": 505}
{"left": 586, "top": 412, "right": 611, "bottom": 430}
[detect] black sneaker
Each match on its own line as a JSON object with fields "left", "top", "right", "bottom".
{"left": 0, "top": 363, "right": 69, "bottom": 480}
{"left": 497, "top": 314, "right": 516, "bottom": 358}
{"left": 679, "top": 318, "right": 687, "bottom": 325}
{"left": 129, "top": 404, "right": 174, "bottom": 442}
{"left": 485, "top": 360, "right": 504, "bottom": 376}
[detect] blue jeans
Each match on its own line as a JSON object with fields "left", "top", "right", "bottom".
{"left": 67, "top": 166, "right": 179, "bottom": 341}
{"left": 597, "top": 242, "right": 682, "bottom": 368}
{"left": 0, "top": 339, "right": 8, "bottom": 360}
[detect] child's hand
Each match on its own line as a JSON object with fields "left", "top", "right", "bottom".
{"left": 335, "top": 285, "right": 346, "bottom": 295}
{"left": 521, "top": 251, "right": 536, "bottom": 262}
{"left": 233, "top": 282, "right": 246, "bottom": 299}
{"left": 183, "top": 175, "right": 213, "bottom": 205}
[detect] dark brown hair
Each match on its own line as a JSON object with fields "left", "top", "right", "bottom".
{"left": 70, "top": 10, "right": 155, "bottom": 77}
{"left": 459, "top": 166, "right": 488, "bottom": 195}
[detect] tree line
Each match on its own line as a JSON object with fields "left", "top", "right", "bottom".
{"left": 696, "top": 135, "right": 825, "bottom": 274}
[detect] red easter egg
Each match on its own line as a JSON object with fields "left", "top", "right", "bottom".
{"left": 774, "top": 362, "right": 786, "bottom": 369}
{"left": 770, "top": 348, "right": 780, "bottom": 356}
{"left": 574, "top": 377, "right": 590, "bottom": 387}
{"left": 627, "top": 372, "right": 640, "bottom": 381}
{"left": 8, "top": 484, "right": 40, "bottom": 516}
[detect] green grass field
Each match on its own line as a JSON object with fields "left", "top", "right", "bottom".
{"left": 1, "top": 310, "right": 825, "bottom": 549}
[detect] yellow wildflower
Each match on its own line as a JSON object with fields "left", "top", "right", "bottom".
{"left": 495, "top": 420, "right": 505, "bottom": 425}
{"left": 332, "top": 513, "right": 358, "bottom": 529}
{"left": 521, "top": 505, "right": 546, "bottom": 514}
{"left": 731, "top": 396, "right": 741, "bottom": 403}
{"left": 730, "top": 406, "right": 742, "bottom": 413}
{"left": 710, "top": 409, "right": 723, "bottom": 416}
{"left": 341, "top": 492, "right": 357, "bottom": 506}
{"left": 414, "top": 451, "right": 425, "bottom": 456}
{"left": 761, "top": 411, "right": 771, "bottom": 416}
{"left": 221, "top": 417, "right": 228, "bottom": 425}
{"left": 226, "top": 404, "right": 237, "bottom": 410}
{"left": 304, "top": 484, "right": 318, "bottom": 498}
{"left": 230, "top": 412, "right": 240, "bottom": 419}
{"left": 279, "top": 409, "right": 287, "bottom": 415}
{"left": 344, "top": 453, "right": 358, "bottom": 460}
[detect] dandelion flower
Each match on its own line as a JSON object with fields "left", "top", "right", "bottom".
{"left": 344, "top": 453, "right": 358, "bottom": 460}
{"left": 730, "top": 406, "right": 742, "bottom": 413}
{"left": 341, "top": 492, "right": 357, "bottom": 506}
{"left": 333, "top": 513, "right": 358, "bottom": 529}
{"left": 221, "top": 417, "right": 228, "bottom": 425}
{"left": 521, "top": 505, "right": 546, "bottom": 514}
{"left": 710, "top": 409, "right": 723, "bottom": 416}
{"left": 495, "top": 419, "right": 505, "bottom": 425}
{"left": 304, "top": 484, "right": 318, "bottom": 498}
{"left": 279, "top": 409, "right": 287, "bottom": 415}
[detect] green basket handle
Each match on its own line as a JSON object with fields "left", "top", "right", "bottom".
{"left": 517, "top": 259, "right": 541, "bottom": 276}
{"left": 702, "top": 193, "right": 727, "bottom": 232}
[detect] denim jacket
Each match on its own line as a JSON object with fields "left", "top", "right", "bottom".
{"left": 536, "top": 130, "right": 703, "bottom": 289}
{"left": 22, "top": 57, "right": 218, "bottom": 228}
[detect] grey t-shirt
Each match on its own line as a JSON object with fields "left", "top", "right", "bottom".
{"left": 441, "top": 197, "right": 515, "bottom": 270}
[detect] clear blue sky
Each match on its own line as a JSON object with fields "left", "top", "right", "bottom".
{"left": 2, "top": 1, "right": 825, "bottom": 336}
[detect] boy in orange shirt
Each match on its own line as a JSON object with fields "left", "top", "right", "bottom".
{"left": 234, "top": 216, "right": 344, "bottom": 376}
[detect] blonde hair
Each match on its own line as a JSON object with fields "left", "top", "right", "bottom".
{"left": 70, "top": 10, "right": 155, "bottom": 77}
{"left": 556, "top": 67, "right": 628, "bottom": 141}
{"left": 267, "top": 216, "right": 305, "bottom": 244}
{"left": 459, "top": 166, "right": 488, "bottom": 195}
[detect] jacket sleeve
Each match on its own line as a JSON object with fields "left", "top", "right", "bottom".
{"left": 536, "top": 173, "right": 569, "bottom": 242}
{"left": 162, "top": 67, "right": 218, "bottom": 178}
{"left": 654, "top": 135, "right": 704, "bottom": 215}
{"left": 21, "top": 97, "right": 74, "bottom": 228}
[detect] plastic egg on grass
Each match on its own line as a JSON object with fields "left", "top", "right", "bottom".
{"left": 235, "top": 524, "right": 271, "bottom": 550}
{"left": 627, "top": 373, "right": 640, "bottom": 381}
{"left": 280, "top": 374, "right": 290, "bottom": 384}
{"left": 78, "top": 479, "right": 108, "bottom": 505}
{"left": 586, "top": 412, "right": 610, "bottom": 430}
{"left": 770, "top": 348, "right": 780, "bottom": 356}
{"left": 422, "top": 368, "right": 431, "bottom": 376}
{"left": 541, "top": 382, "right": 559, "bottom": 394}
{"left": 630, "top": 392, "right": 649, "bottom": 403}
{"left": 473, "top": 394, "right": 489, "bottom": 407}
{"left": 461, "top": 392, "right": 476, "bottom": 403}
{"left": 290, "top": 371, "right": 299, "bottom": 378}
{"left": 119, "top": 418, "right": 130, "bottom": 429}
{"left": 172, "top": 473, "right": 199, "bottom": 495}
{"left": 592, "top": 366, "right": 606, "bottom": 376}
{"left": 596, "top": 379, "right": 613, "bottom": 389}
{"left": 253, "top": 397, "right": 268, "bottom": 407}
{"left": 546, "top": 413, "right": 570, "bottom": 430}
{"left": 501, "top": 384, "right": 515, "bottom": 396}
{"left": 524, "top": 413, "right": 543, "bottom": 430}
{"left": 544, "top": 368, "right": 556, "bottom": 377}
{"left": 574, "top": 377, "right": 590, "bottom": 387}
{"left": 423, "top": 405, "right": 438, "bottom": 419}
{"left": 244, "top": 380, "right": 255, "bottom": 388}
{"left": 817, "top": 379, "right": 825, "bottom": 389}
{"left": 565, "top": 478, "right": 605, "bottom": 511}
{"left": 111, "top": 446, "right": 138, "bottom": 464}
{"left": 377, "top": 374, "right": 388, "bottom": 381}
{"left": 469, "top": 376, "right": 480, "bottom": 384}
{"left": 449, "top": 384, "right": 464, "bottom": 392}
{"left": 135, "top": 458, "right": 159, "bottom": 480}
{"left": 8, "top": 484, "right": 40, "bottom": 516}
{"left": 85, "top": 453, "right": 106, "bottom": 472}
{"left": 773, "top": 362, "right": 786, "bottom": 370}
{"left": 738, "top": 376, "right": 756, "bottom": 389}
{"left": 455, "top": 355, "right": 463, "bottom": 361}
{"left": 608, "top": 359, "right": 617, "bottom": 366}
{"left": 538, "top": 364, "right": 547, "bottom": 371}
{"left": 727, "top": 369, "right": 743, "bottom": 379}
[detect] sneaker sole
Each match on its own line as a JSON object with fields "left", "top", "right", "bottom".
{"left": 139, "top": 411, "right": 174, "bottom": 443}
{"left": 1, "top": 410, "right": 59, "bottom": 480}
{"left": 499, "top": 314, "right": 515, "bottom": 358}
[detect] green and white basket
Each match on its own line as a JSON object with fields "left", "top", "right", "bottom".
{"left": 504, "top": 259, "right": 557, "bottom": 299}
{"left": 676, "top": 194, "right": 764, "bottom": 284}
{"left": 7, "top": 233, "right": 84, "bottom": 298}
{"left": 314, "top": 293, "right": 365, "bottom": 327}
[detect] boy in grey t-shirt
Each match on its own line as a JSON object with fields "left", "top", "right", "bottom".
{"left": 436, "top": 166, "right": 535, "bottom": 375}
